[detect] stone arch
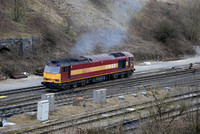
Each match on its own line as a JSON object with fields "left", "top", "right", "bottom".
{"left": 0, "top": 47, "right": 10, "bottom": 52}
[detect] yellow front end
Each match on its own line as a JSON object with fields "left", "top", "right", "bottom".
{"left": 43, "top": 72, "right": 61, "bottom": 83}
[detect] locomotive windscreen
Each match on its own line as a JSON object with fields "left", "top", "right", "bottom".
{"left": 44, "top": 65, "right": 60, "bottom": 73}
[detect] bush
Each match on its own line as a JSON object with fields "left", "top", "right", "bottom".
{"left": 134, "top": 1, "right": 196, "bottom": 57}
{"left": 183, "top": 0, "right": 200, "bottom": 41}
{"left": 154, "top": 21, "right": 177, "bottom": 43}
{"left": 89, "top": 0, "right": 110, "bottom": 8}
{"left": 9, "top": 0, "right": 27, "bottom": 22}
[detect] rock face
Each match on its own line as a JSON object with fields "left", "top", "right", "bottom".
{"left": 0, "top": 36, "right": 39, "bottom": 55}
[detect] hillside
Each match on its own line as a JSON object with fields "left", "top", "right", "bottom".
{"left": 0, "top": 0, "right": 199, "bottom": 76}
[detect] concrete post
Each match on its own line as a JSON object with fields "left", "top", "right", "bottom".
{"left": 37, "top": 100, "right": 49, "bottom": 121}
{"left": 93, "top": 89, "right": 106, "bottom": 104}
{"left": 41, "top": 93, "right": 55, "bottom": 112}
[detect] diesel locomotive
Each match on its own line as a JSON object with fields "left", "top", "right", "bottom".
{"left": 42, "top": 52, "right": 135, "bottom": 91}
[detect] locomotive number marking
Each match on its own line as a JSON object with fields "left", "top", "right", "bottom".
{"left": 82, "top": 68, "right": 91, "bottom": 73}
{"left": 72, "top": 63, "right": 118, "bottom": 75}
{"left": 106, "top": 64, "right": 117, "bottom": 69}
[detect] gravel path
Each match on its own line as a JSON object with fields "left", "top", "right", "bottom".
{"left": 135, "top": 56, "right": 200, "bottom": 73}
{"left": 136, "top": 46, "right": 200, "bottom": 73}
{"left": 0, "top": 75, "right": 43, "bottom": 91}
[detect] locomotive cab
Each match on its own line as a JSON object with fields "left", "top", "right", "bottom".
{"left": 42, "top": 64, "right": 72, "bottom": 89}
{"left": 60, "top": 66, "right": 71, "bottom": 82}
{"left": 43, "top": 64, "right": 62, "bottom": 88}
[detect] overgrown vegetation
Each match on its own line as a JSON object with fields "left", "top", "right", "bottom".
{"left": 154, "top": 21, "right": 177, "bottom": 43}
{"left": 136, "top": 86, "right": 200, "bottom": 134}
{"left": 184, "top": 0, "right": 200, "bottom": 41}
{"left": 82, "top": 86, "right": 200, "bottom": 134}
{"left": 0, "top": 1, "right": 14, "bottom": 34}
{"left": 0, "top": 0, "right": 74, "bottom": 75}
{"left": 9, "top": 0, "right": 27, "bottom": 22}
{"left": 134, "top": 0, "right": 198, "bottom": 57}
{"left": 0, "top": 0, "right": 200, "bottom": 75}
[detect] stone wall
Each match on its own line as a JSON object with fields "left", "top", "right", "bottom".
{"left": 0, "top": 36, "right": 39, "bottom": 55}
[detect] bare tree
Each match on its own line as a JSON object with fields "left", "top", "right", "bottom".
{"left": 185, "top": 101, "right": 200, "bottom": 134}
{"left": 64, "top": 16, "right": 72, "bottom": 34}
{"left": 182, "top": 86, "right": 200, "bottom": 134}
{"left": 137, "top": 87, "right": 185, "bottom": 134}
{"left": 184, "top": 0, "right": 200, "bottom": 41}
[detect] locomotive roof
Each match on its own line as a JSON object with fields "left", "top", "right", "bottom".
{"left": 48, "top": 52, "right": 133, "bottom": 66}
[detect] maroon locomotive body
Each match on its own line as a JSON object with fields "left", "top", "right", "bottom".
{"left": 42, "top": 52, "right": 135, "bottom": 90}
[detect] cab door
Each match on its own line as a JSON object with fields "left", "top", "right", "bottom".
{"left": 61, "top": 66, "right": 68, "bottom": 82}
{"left": 118, "top": 59, "right": 126, "bottom": 70}
{"left": 68, "top": 66, "right": 71, "bottom": 79}
{"left": 128, "top": 57, "right": 131, "bottom": 68}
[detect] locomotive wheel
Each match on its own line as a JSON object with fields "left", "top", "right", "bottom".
{"left": 46, "top": 84, "right": 50, "bottom": 88}
{"left": 92, "top": 78, "right": 96, "bottom": 83}
{"left": 80, "top": 80, "right": 86, "bottom": 86}
{"left": 127, "top": 71, "right": 133, "bottom": 77}
{"left": 105, "top": 75, "right": 109, "bottom": 81}
{"left": 121, "top": 73, "right": 125, "bottom": 78}
{"left": 63, "top": 84, "right": 69, "bottom": 90}
{"left": 72, "top": 83, "right": 78, "bottom": 88}
{"left": 85, "top": 79, "right": 90, "bottom": 84}
{"left": 112, "top": 74, "right": 118, "bottom": 79}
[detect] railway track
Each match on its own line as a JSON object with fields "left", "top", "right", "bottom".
{"left": 0, "top": 65, "right": 195, "bottom": 97}
{"left": 0, "top": 86, "right": 45, "bottom": 97}
{"left": 11, "top": 86, "right": 200, "bottom": 134}
{"left": 54, "top": 67, "right": 200, "bottom": 102}
{"left": 68, "top": 67, "right": 198, "bottom": 92}
{"left": 0, "top": 67, "right": 200, "bottom": 117}
{"left": 0, "top": 69, "right": 173, "bottom": 101}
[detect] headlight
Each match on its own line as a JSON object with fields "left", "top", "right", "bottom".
{"left": 55, "top": 79, "right": 59, "bottom": 82}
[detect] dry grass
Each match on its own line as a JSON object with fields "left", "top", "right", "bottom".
{"left": 29, "top": 0, "right": 64, "bottom": 25}
{"left": 8, "top": 114, "right": 40, "bottom": 126}
{"left": 0, "top": 0, "right": 198, "bottom": 75}
{"left": 133, "top": 1, "right": 196, "bottom": 57}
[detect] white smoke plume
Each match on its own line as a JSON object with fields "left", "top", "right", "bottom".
{"left": 71, "top": 0, "right": 146, "bottom": 56}
{"left": 71, "top": 28, "right": 126, "bottom": 56}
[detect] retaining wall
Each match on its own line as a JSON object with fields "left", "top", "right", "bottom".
{"left": 0, "top": 36, "right": 39, "bottom": 55}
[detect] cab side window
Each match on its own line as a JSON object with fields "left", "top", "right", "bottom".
{"left": 118, "top": 59, "right": 126, "bottom": 69}
{"left": 130, "top": 57, "right": 134, "bottom": 61}
{"left": 62, "top": 67, "right": 68, "bottom": 72}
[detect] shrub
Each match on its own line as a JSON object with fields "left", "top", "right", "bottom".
{"left": 9, "top": 0, "right": 27, "bottom": 23}
{"left": 183, "top": 0, "right": 200, "bottom": 41}
{"left": 154, "top": 21, "right": 177, "bottom": 43}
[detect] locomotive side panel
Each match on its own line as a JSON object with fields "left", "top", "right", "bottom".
{"left": 69, "top": 60, "right": 118, "bottom": 81}
{"left": 66, "top": 58, "right": 133, "bottom": 83}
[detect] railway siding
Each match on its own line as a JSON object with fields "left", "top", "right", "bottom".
{"left": 0, "top": 67, "right": 199, "bottom": 117}
{"left": 9, "top": 88, "right": 200, "bottom": 134}
{"left": 0, "top": 65, "right": 200, "bottom": 133}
